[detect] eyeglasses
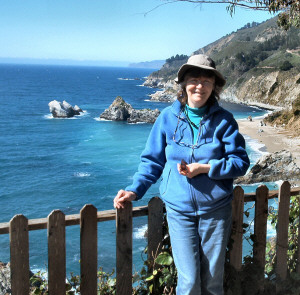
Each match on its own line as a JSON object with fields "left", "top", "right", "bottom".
{"left": 186, "top": 79, "right": 214, "bottom": 87}
{"left": 172, "top": 114, "right": 202, "bottom": 149}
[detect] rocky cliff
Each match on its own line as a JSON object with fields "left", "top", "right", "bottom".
{"left": 144, "top": 17, "right": 300, "bottom": 108}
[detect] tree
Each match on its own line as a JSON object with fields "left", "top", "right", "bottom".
{"left": 156, "top": 0, "right": 300, "bottom": 30}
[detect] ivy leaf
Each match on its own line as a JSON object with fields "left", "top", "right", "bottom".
{"left": 155, "top": 252, "right": 173, "bottom": 266}
{"left": 146, "top": 274, "right": 154, "bottom": 282}
{"left": 149, "top": 284, "right": 153, "bottom": 293}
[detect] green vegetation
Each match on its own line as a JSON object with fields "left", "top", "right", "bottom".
{"left": 150, "top": 17, "right": 300, "bottom": 86}
{"left": 161, "top": 0, "right": 300, "bottom": 30}
{"left": 150, "top": 54, "right": 188, "bottom": 82}
{"left": 166, "top": 54, "right": 188, "bottom": 63}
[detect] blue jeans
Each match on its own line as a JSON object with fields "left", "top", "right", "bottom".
{"left": 166, "top": 203, "right": 232, "bottom": 295}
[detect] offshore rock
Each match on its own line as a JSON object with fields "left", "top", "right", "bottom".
{"left": 100, "top": 96, "right": 133, "bottom": 121}
{"left": 48, "top": 100, "right": 83, "bottom": 118}
{"left": 235, "top": 150, "right": 300, "bottom": 185}
{"left": 100, "top": 96, "right": 160, "bottom": 123}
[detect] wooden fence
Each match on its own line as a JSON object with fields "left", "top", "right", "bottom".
{"left": 0, "top": 181, "right": 300, "bottom": 294}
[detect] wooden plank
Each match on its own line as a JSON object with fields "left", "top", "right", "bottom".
{"left": 147, "top": 197, "right": 164, "bottom": 272}
{"left": 276, "top": 181, "right": 291, "bottom": 291}
{"left": 0, "top": 205, "right": 151, "bottom": 235}
{"left": 80, "top": 204, "right": 98, "bottom": 295}
{"left": 116, "top": 202, "right": 132, "bottom": 295}
{"left": 48, "top": 210, "right": 66, "bottom": 295}
{"left": 230, "top": 186, "right": 244, "bottom": 271}
{"left": 253, "top": 185, "right": 269, "bottom": 286}
{"left": 9, "top": 214, "right": 29, "bottom": 295}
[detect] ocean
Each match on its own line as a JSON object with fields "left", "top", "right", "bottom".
{"left": 0, "top": 64, "right": 275, "bottom": 276}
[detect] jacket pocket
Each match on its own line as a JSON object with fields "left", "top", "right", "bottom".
{"left": 159, "top": 166, "right": 171, "bottom": 196}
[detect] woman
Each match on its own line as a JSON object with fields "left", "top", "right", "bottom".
{"left": 114, "top": 54, "right": 250, "bottom": 295}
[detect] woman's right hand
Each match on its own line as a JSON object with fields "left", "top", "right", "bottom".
{"left": 113, "top": 190, "right": 137, "bottom": 209}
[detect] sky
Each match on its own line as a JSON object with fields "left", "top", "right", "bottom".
{"left": 0, "top": 0, "right": 275, "bottom": 66}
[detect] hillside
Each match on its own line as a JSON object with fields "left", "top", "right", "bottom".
{"left": 145, "top": 16, "right": 300, "bottom": 105}
{"left": 144, "top": 16, "right": 300, "bottom": 134}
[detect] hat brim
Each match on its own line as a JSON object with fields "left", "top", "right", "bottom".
{"left": 175, "top": 64, "right": 226, "bottom": 87}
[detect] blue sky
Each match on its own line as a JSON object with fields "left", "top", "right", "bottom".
{"left": 0, "top": 0, "right": 274, "bottom": 65}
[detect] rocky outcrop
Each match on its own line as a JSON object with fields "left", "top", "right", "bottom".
{"left": 48, "top": 100, "right": 83, "bottom": 118}
{"left": 143, "top": 77, "right": 166, "bottom": 88}
{"left": 100, "top": 96, "right": 133, "bottom": 121}
{"left": 149, "top": 90, "right": 176, "bottom": 103}
{"left": 223, "top": 69, "right": 300, "bottom": 108}
{"left": 0, "top": 262, "right": 11, "bottom": 295}
{"left": 128, "top": 109, "right": 160, "bottom": 124}
{"left": 235, "top": 150, "right": 300, "bottom": 185}
{"left": 0, "top": 262, "right": 39, "bottom": 295}
{"left": 100, "top": 96, "right": 160, "bottom": 123}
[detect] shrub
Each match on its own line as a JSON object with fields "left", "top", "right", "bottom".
{"left": 280, "top": 60, "right": 293, "bottom": 71}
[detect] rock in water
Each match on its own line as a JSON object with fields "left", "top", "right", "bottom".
{"left": 100, "top": 96, "right": 160, "bottom": 123}
{"left": 100, "top": 96, "right": 133, "bottom": 121}
{"left": 235, "top": 150, "right": 300, "bottom": 185}
{"left": 48, "top": 100, "right": 83, "bottom": 118}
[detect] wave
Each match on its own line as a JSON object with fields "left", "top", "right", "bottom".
{"left": 118, "top": 78, "right": 136, "bottom": 81}
{"left": 94, "top": 117, "right": 112, "bottom": 122}
{"left": 133, "top": 224, "right": 147, "bottom": 240}
{"left": 44, "top": 110, "right": 88, "bottom": 120}
{"left": 74, "top": 172, "right": 91, "bottom": 177}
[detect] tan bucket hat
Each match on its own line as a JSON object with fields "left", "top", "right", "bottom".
{"left": 175, "top": 54, "right": 226, "bottom": 87}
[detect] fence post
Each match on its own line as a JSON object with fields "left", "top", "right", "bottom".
{"left": 48, "top": 210, "right": 66, "bottom": 295}
{"left": 80, "top": 204, "right": 98, "bottom": 295}
{"left": 276, "top": 181, "right": 291, "bottom": 291}
{"left": 10, "top": 214, "right": 29, "bottom": 295}
{"left": 148, "top": 197, "right": 164, "bottom": 272}
{"left": 253, "top": 185, "right": 269, "bottom": 290}
{"left": 230, "top": 186, "right": 245, "bottom": 271}
{"left": 116, "top": 202, "right": 132, "bottom": 295}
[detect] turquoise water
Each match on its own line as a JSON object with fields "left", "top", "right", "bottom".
{"left": 0, "top": 64, "right": 270, "bottom": 274}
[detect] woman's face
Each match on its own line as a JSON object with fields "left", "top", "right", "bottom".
{"left": 185, "top": 75, "right": 215, "bottom": 108}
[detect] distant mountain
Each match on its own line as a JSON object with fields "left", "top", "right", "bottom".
{"left": 145, "top": 16, "right": 300, "bottom": 108}
{"left": 128, "top": 60, "right": 165, "bottom": 69}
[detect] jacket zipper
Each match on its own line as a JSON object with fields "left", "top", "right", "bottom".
{"left": 190, "top": 116, "right": 206, "bottom": 213}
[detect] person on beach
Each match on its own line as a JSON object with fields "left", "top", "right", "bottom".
{"left": 114, "top": 54, "right": 250, "bottom": 295}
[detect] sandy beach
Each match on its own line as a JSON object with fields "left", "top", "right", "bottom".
{"left": 238, "top": 116, "right": 300, "bottom": 168}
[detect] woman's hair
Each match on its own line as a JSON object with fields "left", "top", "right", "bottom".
{"left": 177, "top": 68, "right": 224, "bottom": 106}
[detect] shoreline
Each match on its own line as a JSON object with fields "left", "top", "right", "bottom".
{"left": 238, "top": 116, "right": 300, "bottom": 168}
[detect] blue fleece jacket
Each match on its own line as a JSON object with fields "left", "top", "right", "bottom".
{"left": 125, "top": 98, "right": 250, "bottom": 215}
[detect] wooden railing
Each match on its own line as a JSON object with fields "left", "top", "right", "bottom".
{"left": 0, "top": 181, "right": 300, "bottom": 294}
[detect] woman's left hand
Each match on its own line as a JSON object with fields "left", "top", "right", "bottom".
{"left": 177, "top": 162, "right": 210, "bottom": 178}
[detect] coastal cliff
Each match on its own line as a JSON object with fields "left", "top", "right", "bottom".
{"left": 144, "top": 17, "right": 300, "bottom": 109}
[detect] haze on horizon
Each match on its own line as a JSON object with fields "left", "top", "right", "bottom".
{"left": 0, "top": 0, "right": 275, "bottom": 67}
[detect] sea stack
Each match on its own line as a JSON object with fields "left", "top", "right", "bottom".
{"left": 48, "top": 100, "right": 83, "bottom": 118}
{"left": 100, "top": 96, "right": 160, "bottom": 123}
